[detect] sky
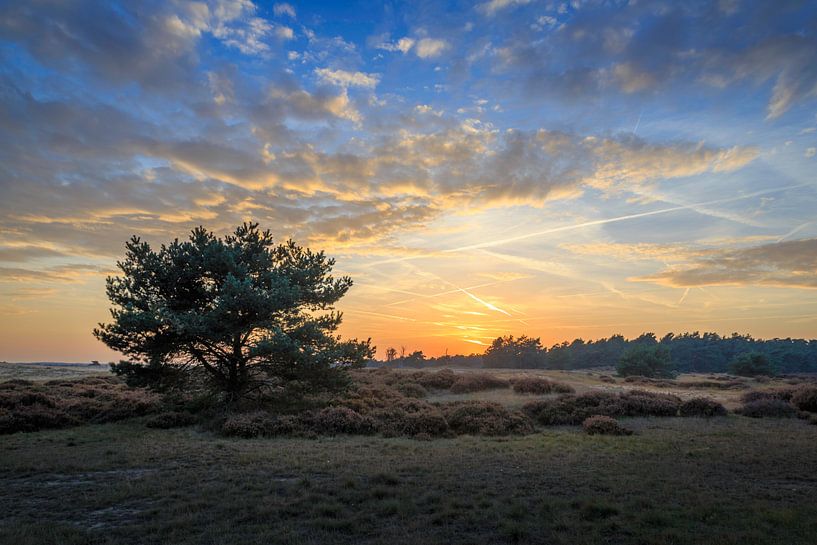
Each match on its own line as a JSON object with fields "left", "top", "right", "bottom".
{"left": 1, "top": 0, "right": 816, "bottom": 362}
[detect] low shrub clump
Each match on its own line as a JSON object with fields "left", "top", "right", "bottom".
{"left": 145, "top": 411, "right": 197, "bottom": 429}
{"left": 441, "top": 401, "right": 533, "bottom": 436}
{"left": 416, "top": 369, "right": 457, "bottom": 390}
{"left": 397, "top": 382, "right": 428, "bottom": 398}
{"left": 221, "top": 412, "right": 304, "bottom": 438}
{"left": 582, "top": 415, "right": 633, "bottom": 436}
{"left": 0, "top": 376, "right": 162, "bottom": 434}
{"left": 740, "top": 388, "right": 795, "bottom": 404}
{"left": 735, "top": 399, "right": 797, "bottom": 418}
{"left": 523, "top": 389, "right": 682, "bottom": 425}
{"left": 307, "top": 407, "right": 376, "bottom": 435}
{"left": 511, "top": 377, "right": 575, "bottom": 395}
{"left": 679, "top": 397, "right": 727, "bottom": 417}
{"left": 790, "top": 386, "right": 817, "bottom": 412}
{"left": 449, "top": 373, "right": 509, "bottom": 394}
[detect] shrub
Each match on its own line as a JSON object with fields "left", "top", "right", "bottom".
{"left": 616, "top": 345, "right": 674, "bottom": 378}
{"left": 0, "top": 404, "right": 78, "bottom": 434}
{"left": 441, "top": 401, "right": 533, "bottom": 435}
{"left": 145, "top": 411, "right": 196, "bottom": 429}
{"left": 599, "top": 375, "right": 616, "bottom": 384}
{"left": 740, "top": 388, "right": 795, "bottom": 404}
{"left": 449, "top": 373, "right": 509, "bottom": 394}
{"left": 679, "top": 397, "right": 727, "bottom": 417}
{"left": 511, "top": 377, "right": 574, "bottom": 395}
{"left": 523, "top": 390, "right": 681, "bottom": 425}
{"left": 221, "top": 411, "right": 276, "bottom": 438}
{"left": 582, "top": 415, "right": 632, "bottom": 436}
{"left": 397, "top": 382, "right": 428, "bottom": 398}
{"left": 729, "top": 352, "right": 775, "bottom": 377}
{"left": 416, "top": 369, "right": 457, "bottom": 390}
{"left": 0, "top": 376, "right": 163, "bottom": 435}
{"left": 790, "top": 386, "right": 817, "bottom": 413}
{"left": 308, "top": 407, "right": 376, "bottom": 435}
{"left": 370, "top": 403, "right": 450, "bottom": 437}
{"left": 735, "top": 399, "right": 796, "bottom": 418}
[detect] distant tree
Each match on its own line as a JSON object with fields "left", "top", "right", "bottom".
{"left": 616, "top": 345, "right": 674, "bottom": 378}
{"left": 483, "top": 335, "right": 546, "bottom": 368}
{"left": 547, "top": 341, "right": 572, "bottom": 370}
{"left": 728, "top": 352, "right": 775, "bottom": 377}
{"left": 385, "top": 347, "right": 397, "bottom": 362}
{"left": 94, "top": 223, "right": 373, "bottom": 402}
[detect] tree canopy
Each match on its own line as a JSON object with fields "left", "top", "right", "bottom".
{"left": 483, "top": 335, "right": 547, "bottom": 368}
{"left": 616, "top": 345, "right": 675, "bottom": 378}
{"left": 94, "top": 223, "right": 373, "bottom": 402}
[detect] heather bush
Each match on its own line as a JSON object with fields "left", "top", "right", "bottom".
{"left": 511, "top": 377, "right": 574, "bottom": 395}
{"left": 735, "top": 399, "right": 796, "bottom": 418}
{"left": 679, "top": 397, "right": 727, "bottom": 417}
{"left": 740, "top": 388, "right": 795, "bottom": 404}
{"left": 790, "top": 386, "right": 817, "bottom": 412}
{"left": 523, "top": 390, "right": 681, "bottom": 425}
{"left": 397, "top": 382, "right": 428, "bottom": 398}
{"left": 369, "top": 402, "right": 450, "bottom": 437}
{"left": 582, "top": 415, "right": 633, "bottom": 436}
{"left": 441, "top": 401, "right": 533, "bottom": 436}
{"left": 449, "top": 373, "right": 509, "bottom": 394}
{"left": 145, "top": 411, "right": 197, "bottom": 429}
{"left": 0, "top": 376, "right": 163, "bottom": 434}
{"left": 599, "top": 375, "right": 616, "bottom": 384}
{"left": 416, "top": 369, "right": 457, "bottom": 390}
{"left": 221, "top": 411, "right": 277, "bottom": 438}
{"left": 308, "top": 407, "right": 376, "bottom": 435}
{"left": 0, "top": 404, "right": 78, "bottom": 434}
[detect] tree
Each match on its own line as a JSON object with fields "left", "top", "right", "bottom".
{"left": 385, "top": 347, "right": 397, "bottom": 362}
{"left": 616, "top": 345, "right": 674, "bottom": 378}
{"left": 728, "top": 352, "right": 775, "bottom": 377}
{"left": 483, "top": 335, "right": 547, "bottom": 368}
{"left": 94, "top": 223, "right": 373, "bottom": 402}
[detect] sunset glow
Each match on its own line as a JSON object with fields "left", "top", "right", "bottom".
{"left": 1, "top": 1, "right": 817, "bottom": 362}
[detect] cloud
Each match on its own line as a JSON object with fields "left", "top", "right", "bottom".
{"left": 376, "top": 37, "right": 416, "bottom": 53}
{"left": 477, "top": 0, "right": 531, "bottom": 16}
{"left": 273, "top": 3, "right": 296, "bottom": 18}
{"left": 415, "top": 38, "right": 450, "bottom": 59}
{"left": 806, "top": 147, "right": 816, "bottom": 158}
{"left": 634, "top": 238, "right": 817, "bottom": 289}
{"left": 315, "top": 68, "right": 380, "bottom": 88}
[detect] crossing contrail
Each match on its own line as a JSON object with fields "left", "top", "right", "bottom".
{"left": 442, "top": 184, "right": 807, "bottom": 254}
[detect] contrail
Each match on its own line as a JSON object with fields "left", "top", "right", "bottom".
{"left": 632, "top": 109, "right": 643, "bottom": 135}
{"left": 777, "top": 221, "right": 811, "bottom": 242}
{"left": 457, "top": 287, "right": 513, "bottom": 317}
{"left": 443, "top": 184, "right": 807, "bottom": 254}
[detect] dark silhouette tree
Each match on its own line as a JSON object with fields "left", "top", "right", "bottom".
{"left": 484, "top": 335, "right": 547, "bottom": 368}
{"left": 616, "top": 345, "right": 674, "bottom": 378}
{"left": 385, "top": 347, "right": 397, "bottom": 362}
{"left": 94, "top": 223, "right": 373, "bottom": 402}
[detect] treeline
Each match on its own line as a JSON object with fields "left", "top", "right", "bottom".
{"left": 374, "top": 332, "right": 817, "bottom": 374}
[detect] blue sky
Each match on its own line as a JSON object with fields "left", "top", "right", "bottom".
{"left": 1, "top": 0, "right": 816, "bottom": 361}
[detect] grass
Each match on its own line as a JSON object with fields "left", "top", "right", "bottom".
{"left": 2, "top": 417, "right": 817, "bottom": 544}
{"left": 2, "top": 365, "right": 817, "bottom": 544}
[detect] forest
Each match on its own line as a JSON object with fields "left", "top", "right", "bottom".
{"left": 379, "top": 332, "right": 817, "bottom": 374}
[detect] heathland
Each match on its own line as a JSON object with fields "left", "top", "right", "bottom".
{"left": 2, "top": 363, "right": 817, "bottom": 545}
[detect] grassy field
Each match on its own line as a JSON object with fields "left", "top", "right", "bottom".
{"left": 2, "top": 366, "right": 817, "bottom": 544}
